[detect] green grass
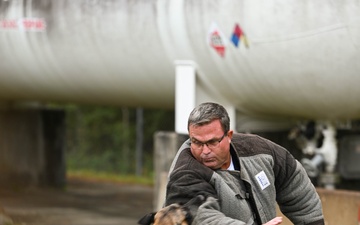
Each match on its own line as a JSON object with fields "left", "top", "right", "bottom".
{"left": 67, "top": 169, "right": 154, "bottom": 186}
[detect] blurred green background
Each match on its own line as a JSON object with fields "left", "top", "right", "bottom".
{"left": 64, "top": 104, "right": 175, "bottom": 185}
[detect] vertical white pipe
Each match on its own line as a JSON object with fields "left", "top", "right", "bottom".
{"left": 175, "top": 60, "right": 197, "bottom": 134}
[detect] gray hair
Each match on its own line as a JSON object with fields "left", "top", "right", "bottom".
{"left": 187, "top": 102, "right": 230, "bottom": 133}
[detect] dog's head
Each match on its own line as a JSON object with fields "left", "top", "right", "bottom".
{"left": 138, "top": 195, "right": 207, "bottom": 225}
{"left": 154, "top": 203, "right": 192, "bottom": 225}
{"left": 138, "top": 203, "right": 192, "bottom": 225}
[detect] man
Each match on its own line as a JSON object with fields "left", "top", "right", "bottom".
{"left": 163, "top": 102, "right": 324, "bottom": 225}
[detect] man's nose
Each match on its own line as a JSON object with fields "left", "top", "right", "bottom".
{"left": 202, "top": 144, "right": 211, "bottom": 154}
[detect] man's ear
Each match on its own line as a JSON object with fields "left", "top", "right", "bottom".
{"left": 227, "top": 130, "right": 233, "bottom": 142}
{"left": 138, "top": 212, "right": 156, "bottom": 225}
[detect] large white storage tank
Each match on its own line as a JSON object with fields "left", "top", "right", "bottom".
{"left": 0, "top": 0, "right": 360, "bottom": 122}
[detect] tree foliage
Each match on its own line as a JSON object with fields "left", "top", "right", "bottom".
{"left": 65, "top": 104, "right": 174, "bottom": 176}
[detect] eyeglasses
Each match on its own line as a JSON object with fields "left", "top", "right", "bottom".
{"left": 191, "top": 133, "right": 227, "bottom": 150}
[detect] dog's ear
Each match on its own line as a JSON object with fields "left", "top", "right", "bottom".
{"left": 180, "top": 194, "right": 209, "bottom": 224}
{"left": 183, "top": 207, "right": 194, "bottom": 224}
{"left": 184, "top": 194, "right": 206, "bottom": 207}
{"left": 138, "top": 212, "right": 156, "bottom": 225}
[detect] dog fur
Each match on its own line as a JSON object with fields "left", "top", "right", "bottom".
{"left": 138, "top": 203, "right": 191, "bottom": 225}
{"left": 138, "top": 195, "right": 206, "bottom": 225}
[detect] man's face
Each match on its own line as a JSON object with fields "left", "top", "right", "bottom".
{"left": 189, "top": 119, "right": 233, "bottom": 170}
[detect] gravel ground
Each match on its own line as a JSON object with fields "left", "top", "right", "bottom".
{"left": 0, "top": 177, "right": 154, "bottom": 225}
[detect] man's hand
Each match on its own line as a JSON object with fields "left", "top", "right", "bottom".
{"left": 263, "top": 217, "right": 282, "bottom": 225}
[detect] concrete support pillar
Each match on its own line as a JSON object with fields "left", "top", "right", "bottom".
{"left": 0, "top": 109, "right": 44, "bottom": 187}
{"left": 41, "top": 109, "right": 66, "bottom": 187}
{"left": 153, "top": 131, "right": 188, "bottom": 211}
{"left": 0, "top": 108, "right": 66, "bottom": 188}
